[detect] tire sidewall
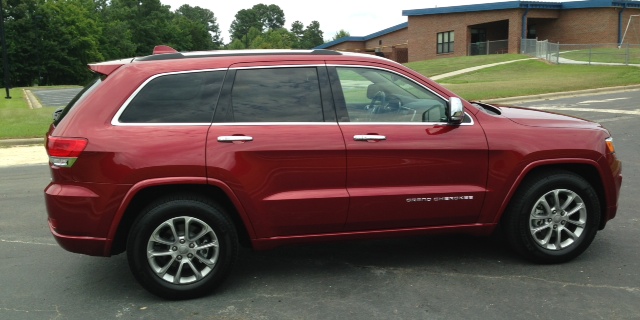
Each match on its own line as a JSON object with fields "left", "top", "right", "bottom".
{"left": 127, "top": 199, "right": 237, "bottom": 299}
{"left": 509, "top": 172, "right": 600, "bottom": 263}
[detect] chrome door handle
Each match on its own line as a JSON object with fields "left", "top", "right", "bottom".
{"left": 217, "top": 136, "right": 253, "bottom": 142}
{"left": 353, "top": 135, "right": 386, "bottom": 141}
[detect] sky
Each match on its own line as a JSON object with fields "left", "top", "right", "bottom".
{"left": 159, "top": 0, "right": 581, "bottom": 43}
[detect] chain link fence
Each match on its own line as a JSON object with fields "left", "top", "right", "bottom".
{"left": 469, "top": 40, "right": 509, "bottom": 56}
{"left": 521, "top": 39, "right": 640, "bottom": 65}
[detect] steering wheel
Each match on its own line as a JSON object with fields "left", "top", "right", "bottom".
{"left": 367, "top": 91, "right": 386, "bottom": 114}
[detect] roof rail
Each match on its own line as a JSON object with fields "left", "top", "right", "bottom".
{"left": 134, "top": 47, "right": 343, "bottom": 62}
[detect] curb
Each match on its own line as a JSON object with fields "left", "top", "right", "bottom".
{"left": 24, "top": 89, "right": 43, "bottom": 109}
{"left": 484, "top": 84, "right": 640, "bottom": 104}
{"left": 0, "top": 138, "right": 45, "bottom": 148}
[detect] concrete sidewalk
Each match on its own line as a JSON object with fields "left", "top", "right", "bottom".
{"left": 430, "top": 58, "right": 536, "bottom": 80}
{"left": 0, "top": 144, "right": 47, "bottom": 167}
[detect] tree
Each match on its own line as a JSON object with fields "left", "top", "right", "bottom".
{"left": 290, "top": 20, "right": 304, "bottom": 48}
{"left": 250, "top": 28, "right": 296, "bottom": 49}
{"left": 332, "top": 29, "right": 350, "bottom": 41}
{"left": 229, "top": 8, "right": 261, "bottom": 47}
{"left": 300, "top": 21, "right": 324, "bottom": 49}
{"left": 175, "top": 5, "right": 222, "bottom": 49}
{"left": 229, "top": 4, "right": 286, "bottom": 46}
{"left": 252, "top": 4, "right": 285, "bottom": 31}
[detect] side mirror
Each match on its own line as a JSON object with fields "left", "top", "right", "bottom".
{"left": 448, "top": 97, "right": 464, "bottom": 124}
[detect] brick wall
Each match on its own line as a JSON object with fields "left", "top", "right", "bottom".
{"left": 407, "top": 9, "right": 524, "bottom": 62}
{"left": 535, "top": 8, "right": 640, "bottom": 44}
{"left": 323, "top": 28, "right": 409, "bottom": 54}
{"left": 364, "top": 28, "right": 409, "bottom": 52}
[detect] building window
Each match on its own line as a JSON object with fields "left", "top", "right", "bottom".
{"left": 437, "top": 31, "right": 454, "bottom": 54}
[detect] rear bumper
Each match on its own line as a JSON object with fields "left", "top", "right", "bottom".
{"left": 49, "top": 219, "right": 109, "bottom": 256}
{"left": 44, "top": 181, "right": 128, "bottom": 256}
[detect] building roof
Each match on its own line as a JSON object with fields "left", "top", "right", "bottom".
{"left": 402, "top": 0, "right": 640, "bottom": 16}
{"left": 314, "top": 22, "right": 408, "bottom": 49}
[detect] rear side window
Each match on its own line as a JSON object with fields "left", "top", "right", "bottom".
{"left": 119, "top": 71, "right": 225, "bottom": 123}
{"left": 54, "top": 76, "right": 103, "bottom": 126}
{"left": 231, "top": 67, "right": 323, "bottom": 122}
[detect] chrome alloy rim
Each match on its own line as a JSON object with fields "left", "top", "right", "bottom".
{"left": 529, "top": 189, "right": 587, "bottom": 250}
{"left": 146, "top": 216, "right": 220, "bottom": 284}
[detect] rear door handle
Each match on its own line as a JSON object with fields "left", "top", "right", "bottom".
{"left": 217, "top": 136, "right": 253, "bottom": 143}
{"left": 353, "top": 135, "right": 386, "bottom": 141}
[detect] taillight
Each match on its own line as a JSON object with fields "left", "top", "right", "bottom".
{"left": 605, "top": 137, "right": 616, "bottom": 154}
{"left": 46, "top": 136, "right": 88, "bottom": 167}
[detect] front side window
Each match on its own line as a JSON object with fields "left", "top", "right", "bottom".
{"left": 437, "top": 31, "right": 455, "bottom": 54}
{"left": 336, "top": 67, "right": 447, "bottom": 123}
{"left": 119, "top": 71, "right": 225, "bottom": 123}
{"left": 231, "top": 67, "right": 323, "bottom": 122}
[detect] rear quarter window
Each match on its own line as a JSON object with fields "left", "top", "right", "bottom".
{"left": 118, "top": 71, "right": 225, "bottom": 123}
{"left": 231, "top": 67, "right": 324, "bottom": 122}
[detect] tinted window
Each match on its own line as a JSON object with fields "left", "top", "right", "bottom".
{"left": 231, "top": 68, "right": 323, "bottom": 122}
{"left": 119, "top": 71, "right": 225, "bottom": 123}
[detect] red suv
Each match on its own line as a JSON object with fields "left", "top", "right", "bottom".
{"left": 45, "top": 46, "right": 622, "bottom": 299}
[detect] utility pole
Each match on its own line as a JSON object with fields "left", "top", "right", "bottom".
{"left": 0, "top": 0, "right": 11, "bottom": 99}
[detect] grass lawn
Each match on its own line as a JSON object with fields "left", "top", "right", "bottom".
{"left": 0, "top": 88, "right": 53, "bottom": 139}
{"left": 559, "top": 47, "right": 640, "bottom": 64}
{"left": 405, "top": 54, "right": 529, "bottom": 77}
{"left": 437, "top": 59, "right": 640, "bottom": 101}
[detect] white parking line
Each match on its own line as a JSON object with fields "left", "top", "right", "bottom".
{"left": 577, "top": 98, "right": 630, "bottom": 104}
{"left": 530, "top": 106, "right": 640, "bottom": 116}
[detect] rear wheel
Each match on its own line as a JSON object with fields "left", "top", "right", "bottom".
{"left": 503, "top": 170, "right": 601, "bottom": 263}
{"left": 127, "top": 196, "right": 238, "bottom": 299}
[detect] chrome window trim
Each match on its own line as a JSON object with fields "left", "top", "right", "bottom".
{"left": 111, "top": 68, "right": 227, "bottom": 126}
{"left": 338, "top": 113, "right": 474, "bottom": 126}
{"left": 210, "top": 122, "right": 337, "bottom": 126}
{"left": 229, "top": 64, "right": 325, "bottom": 71}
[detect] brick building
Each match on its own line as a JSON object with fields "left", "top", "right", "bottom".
{"left": 316, "top": 0, "right": 640, "bottom": 62}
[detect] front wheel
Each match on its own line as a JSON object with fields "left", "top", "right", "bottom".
{"left": 503, "top": 170, "right": 601, "bottom": 264}
{"left": 127, "top": 196, "right": 238, "bottom": 299}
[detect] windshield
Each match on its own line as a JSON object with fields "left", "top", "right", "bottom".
{"left": 53, "top": 76, "right": 103, "bottom": 126}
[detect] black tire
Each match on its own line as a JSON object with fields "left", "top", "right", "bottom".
{"left": 126, "top": 196, "right": 238, "bottom": 300}
{"left": 503, "top": 170, "right": 601, "bottom": 264}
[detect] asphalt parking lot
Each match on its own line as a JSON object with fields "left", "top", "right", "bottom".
{"left": 0, "top": 90, "right": 638, "bottom": 319}
{"left": 30, "top": 87, "right": 82, "bottom": 108}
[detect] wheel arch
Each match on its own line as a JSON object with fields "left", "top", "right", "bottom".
{"left": 107, "top": 178, "right": 255, "bottom": 256}
{"left": 496, "top": 160, "right": 608, "bottom": 229}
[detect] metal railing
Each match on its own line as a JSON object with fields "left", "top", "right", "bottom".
{"left": 522, "top": 39, "right": 640, "bottom": 65}
{"left": 469, "top": 39, "right": 509, "bottom": 56}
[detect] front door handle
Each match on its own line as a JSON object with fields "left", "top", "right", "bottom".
{"left": 353, "top": 135, "right": 386, "bottom": 141}
{"left": 217, "top": 136, "right": 253, "bottom": 143}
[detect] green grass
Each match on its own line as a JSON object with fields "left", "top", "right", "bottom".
{"left": 560, "top": 48, "right": 640, "bottom": 64}
{"left": 0, "top": 88, "right": 53, "bottom": 139}
{"left": 438, "top": 59, "right": 640, "bottom": 101}
{"left": 404, "top": 54, "right": 529, "bottom": 77}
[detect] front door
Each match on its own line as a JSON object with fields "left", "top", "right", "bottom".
{"left": 330, "top": 66, "right": 489, "bottom": 231}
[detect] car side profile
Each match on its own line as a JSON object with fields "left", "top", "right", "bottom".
{"left": 44, "top": 46, "right": 622, "bottom": 299}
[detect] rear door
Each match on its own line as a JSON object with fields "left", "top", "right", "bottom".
{"left": 206, "top": 64, "right": 348, "bottom": 238}
{"left": 329, "top": 65, "right": 489, "bottom": 231}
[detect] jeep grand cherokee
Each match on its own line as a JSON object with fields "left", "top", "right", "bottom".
{"left": 44, "top": 46, "right": 622, "bottom": 299}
